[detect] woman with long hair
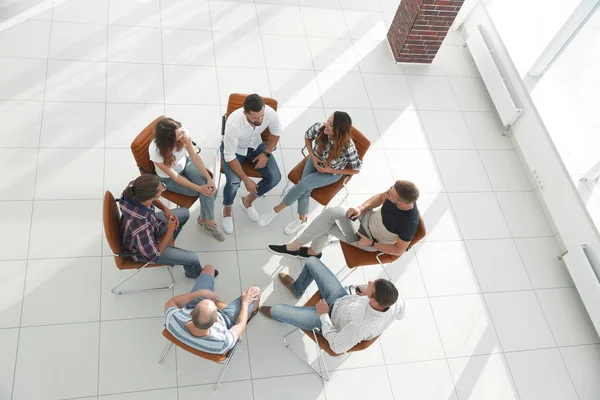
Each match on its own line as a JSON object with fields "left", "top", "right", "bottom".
{"left": 258, "top": 111, "right": 362, "bottom": 234}
{"left": 149, "top": 117, "right": 224, "bottom": 241}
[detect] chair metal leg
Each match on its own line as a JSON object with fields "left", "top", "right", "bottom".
{"left": 335, "top": 266, "right": 357, "bottom": 282}
{"left": 283, "top": 327, "right": 330, "bottom": 381}
{"left": 111, "top": 264, "right": 175, "bottom": 295}
{"left": 375, "top": 253, "right": 392, "bottom": 280}
{"left": 215, "top": 340, "right": 240, "bottom": 390}
{"left": 158, "top": 341, "right": 173, "bottom": 363}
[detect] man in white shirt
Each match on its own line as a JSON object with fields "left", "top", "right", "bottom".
{"left": 221, "top": 94, "right": 283, "bottom": 234}
{"left": 259, "top": 257, "right": 405, "bottom": 354}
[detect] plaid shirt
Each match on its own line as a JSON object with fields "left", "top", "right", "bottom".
{"left": 305, "top": 122, "right": 362, "bottom": 171}
{"left": 118, "top": 195, "right": 165, "bottom": 262}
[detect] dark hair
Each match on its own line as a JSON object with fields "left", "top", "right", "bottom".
{"left": 373, "top": 279, "right": 399, "bottom": 310}
{"left": 393, "top": 180, "right": 419, "bottom": 204}
{"left": 191, "top": 303, "right": 217, "bottom": 330}
{"left": 154, "top": 117, "right": 184, "bottom": 167}
{"left": 123, "top": 175, "right": 161, "bottom": 203}
{"left": 315, "top": 111, "right": 353, "bottom": 164}
{"left": 243, "top": 94, "right": 265, "bottom": 113}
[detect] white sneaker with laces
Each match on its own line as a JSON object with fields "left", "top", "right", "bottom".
{"left": 284, "top": 219, "right": 307, "bottom": 235}
{"left": 258, "top": 208, "right": 278, "bottom": 227}
{"left": 240, "top": 198, "right": 259, "bottom": 222}
{"left": 222, "top": 216, "right": 234, "bottom": 234}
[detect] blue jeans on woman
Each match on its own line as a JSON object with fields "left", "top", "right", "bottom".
{"left": 270, "top": 257, "right": 348, "bottom": 331}
{"left": 161, "top": 157, "right": 216, "bottom": 221}
{"left": 283, "top": 157, "right": 341, "bottom": 216}
{"left": 221, "top": 143, "right": 282, "bottom": 206}
{"left": 155, "top": 208, "right": 203, "bottom": 278}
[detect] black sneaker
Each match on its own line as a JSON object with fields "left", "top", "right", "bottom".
{"left": 267, "top": 244, "right": 299, "bottom": 258}
{"left": 297, "top": 247, "right": 322, "bottom": 260}
{"left": 186, "top": 269, "right": 219, "bottom": 279}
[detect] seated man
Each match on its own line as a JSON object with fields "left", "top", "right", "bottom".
{"left": 260, "top": 257, "right": 404, "bottom": 354}
{"left": 268, "top": 180, "right": 420, "bottom": 259}
{"left": 164, "top": 265, "right": 260, "bottom": 354}
{"left": 221, "top": 93, "right": 283, "bottom": 235}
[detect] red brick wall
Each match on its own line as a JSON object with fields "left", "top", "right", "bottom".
{"left": 387, "top": 0, "right": 464, "bottom": 63}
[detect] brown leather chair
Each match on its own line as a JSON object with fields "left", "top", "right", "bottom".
{"left": 103, "top": 191, "right": 175, "bottom": 295}
{"left": 286, "top": 126, "right": 371, "bottom": 206}
{"left": 216, "top": 93, "right": 279, "bottom": 183}
{"left": 283, "top": 290, "right": 380, "bottom": 381}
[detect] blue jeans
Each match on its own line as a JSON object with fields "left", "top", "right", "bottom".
{"left": 185, "top": 274, "right": 256, "bottom": 329}
{"left": 155, "top": 208, "right": 203, "bottom": 278}
{"left": 161, "top": 157, "right": 216, "bottom": 220}
{"left": 283, "top": 157, "right": 341, "bottom": 216}
{"left": 221, "top": 142, "right": 282, "bottom": 206}
{"left": 270, "top": 257, "right": 348, "bottom": 331}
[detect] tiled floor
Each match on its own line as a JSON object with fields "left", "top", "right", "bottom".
{"left": 1, "top": 0, "right": 599, "bottom": 399}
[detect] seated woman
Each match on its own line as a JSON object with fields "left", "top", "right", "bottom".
{"left": 149, "top": 117, "right": 224, "bottom": 242}
{"left": 258, "top": 111, "right": 362, "bottom": 234}
{"left": 119, "top": 175, "right": 215, "bottom": 279}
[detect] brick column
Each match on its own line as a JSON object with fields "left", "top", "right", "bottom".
{"left": 387, "top": 0, "right": 464, "bottom": 63}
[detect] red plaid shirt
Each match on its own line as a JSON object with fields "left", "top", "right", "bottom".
{"left": 119, "top": 195, "right": 166, "bottom": 262}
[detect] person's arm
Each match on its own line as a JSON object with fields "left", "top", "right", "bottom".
{"left": 184, "top": 136, "right": 213, "bottom": 183}
{"left": 223, "top": 124, "right": 257, "bottom": 194}
{"left": 163, "top": 288, "right": 219, "bottom": 312}
{"left": 347, "top": 192, "right": 386, "bottom": 220}
{"left": 154, "top": 161, "right": 212, "bottom": 196}
{"left": 316, "top": 300, "right": 362, "bottom": 354}
{"left": 371, "top": 237, "right": 410, "bottom": 256}
{"left": 229, "top": 287, "right": 261, "bottom": 340}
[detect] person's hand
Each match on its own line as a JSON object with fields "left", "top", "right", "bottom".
{"left": 163, "top": 210, "right": 173, "bottom": 221}
{"left": 354, "top": 232, "right": 372, "bottom": 247}
{"left": 310, "top": 154, "right": 320, "bottom": 167}
{"left": 315, "top": 161, "right": 335, "bottom": 174}
{"left": 167, "top": 216, "right": 178, "bottom": 234}
{"left": 169, "top": 214, "right": 180, "bottom": 229}
{"left": 242, "top": 286, "right": 261, "bottom": 305}
{"left": 199, "top": 184, "right": 215, "bottom": 197}
{"left": 204, "top": 290, "right": 220, "bottom": 302}
{"left": 316, "top": 299, "right": 329, "bottom": 316}
{"left": 347, "top": 207, "right": 361, "bottom": 220}
{"left": 253, "top": 153, "right": 269, "bottom": 169}
{"left": 206, "top": 179, "right": 216, "bottom": 193}
{"left": 182, "top": 133, "right": 193, "bottom": 147}
{"left": 355, "top": 285, "right": 368, "bottom": 296}
{"left": 243, "top": 178, "right": 258, "bottom": 195}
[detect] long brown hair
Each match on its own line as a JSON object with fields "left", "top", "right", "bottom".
{"left": 154, "top": 117, "right": 184, "bottom": 167}
{"left": 315, "top": 111, "right": 352, "bottom": 164}
{"left": 123, "top": 175, "right": 161, "bottom": 203}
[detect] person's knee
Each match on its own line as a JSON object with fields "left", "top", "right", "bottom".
{"left": 264, "top": 165, "right": 281, "bottom": 188}
{"left": 201, "top": 264, "right": 215, "bottom": 276}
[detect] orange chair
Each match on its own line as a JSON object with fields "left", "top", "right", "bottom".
{"left": 103, "top": 191, "right": 175, "bottom": 295}
{"left": 284, "top": 126, "right": 371, "bottom": 206}
{"left": 283, "top": 290, "right": 380, "bottom": 381}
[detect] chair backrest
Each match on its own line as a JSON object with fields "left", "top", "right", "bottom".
{"left": 349, "top": 126, "right": 370, "bottom": 162}
{"left": 225, "top": 93, "right": 278, "bottom": 143}
{"left": 407, "top": 215, "right": 426, "bottom": 250}
{"left": 162, "top": 329, "right": 229, "bottom": 363}
{"left": 131, "top": 115, "right": 165, "bottom": 175}
{"left": 103, "top": 191, "right": 128, "bottom": 269}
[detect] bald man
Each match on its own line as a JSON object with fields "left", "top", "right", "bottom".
{"left": 164, "top": 265, "right": 260, "bottom": 354}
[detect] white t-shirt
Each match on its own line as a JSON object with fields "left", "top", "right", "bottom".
{"left": 222, "top": 105, "right": 283, "bottom": 162}
{"left": 149, "top": 129, "right": 190, "bottom": 178}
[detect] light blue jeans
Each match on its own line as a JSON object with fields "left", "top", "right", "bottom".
{"left": 161, "top": 157, "right": 216, "bottom": 220}
{"left": 155, "top": 208, "right": 203, "bottom": 278}
{"left": 283, "top": 157, "right": 341, "bottom": 216}
{"left": 270, "top": 257, "right": 348, "bottom": 331}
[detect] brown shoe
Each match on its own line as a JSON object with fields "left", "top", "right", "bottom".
{"left": 260, "top": 306, "right": 272, "bottom": 319}
{"left": 279, "top": 272, "right": 301, "bottom": 299}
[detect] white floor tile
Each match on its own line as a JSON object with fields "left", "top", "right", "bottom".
{"left": 406, "top": 75, "right": 459, "bottom": 111}
{"left": 105, "top": 103, "right": 165, "bottom": 148}
{"left": 165, "top": 105, "right": 222, "bottom": 148}
{"left": 430, "top": 294, "right": 501, "bottom": 358}
{"left": 41, "top": 102, "right": 105, "bottom": 148}
{"left": 0, "top": 261, "right": 26, "bottom": 328}
{"left": 107, "top": 62, "right": 164, "bottom": 104}
{"left": 479, "top": 150, "right": 532, "bottom": 191}
{"left": 49, "top": 22, "right": 107, "bottom": 62}
{"left": 417, "top": 192, "right": 463, "bottom": 242}
{"left": 324, "top": 366, "right": 394, "bottom": 400}
{"left": 301, "top": 6, "right": 349, "bottom": 38}
{"left": 100, "top": 388, "right": 177, "bottom": 400}
{"left": 234, "top": 200, "right": 294, "bottom": 249}
{"left": 0, "top": 101, "right": 43, "bottom": 146}
{"left": 466, "top": 239, "right": 532, "bottom": 292}
{"left": 263, "top": 36, "right": 313, "bottom": 70}
{"left": 317, "top": 71, "right": 370, "bottom": 109}
{"left": 253, "top": 374, "right": 325, "bottom": 400}
{"left": 99, "top": 317, "right": 177, "bottom": 395}
{"left": 373, "top": 109, "right": 428, "bottom": 149}
{"left": 537, "top": 287, "right": 599, "bottom": 346}
{"left": 362, "top": 73, "right": 413, "bottom": 110}
{"left": 300, "top": 0, "right": 340, "bottom": 7}
{"left": 0, "top": 201, "right": 33, "bottom": 260}
{"left": 434, "top": 150, "right": 492, "bottom": 192}
{"left": 0, "top": 148, "right": 38, "bottom": 200}
{"left": 496, "top": 191, "right": 553, "bottom": 237}
{"left": 309, "top": 37, "right": 359, "bottom": 72}
{"left": 485, "top": 291, "right": 556, "bottom": 352}
{"left": 210, "top": 1, "right": 259, "bottom": 34}
{"left": 0, "top": 328, "right": 18, "bottom": 400}
{"left": 103, "top": 148, "right": 140, "bottom": 195}
{"left": 216, "top": 67, "right": 271, "bottom": 104}
{"left": 514, "top": 237, "right": 573, "bottom": 289}
{"left": 438, "top": 45, "right": 479, "bottom": 78}
{"left": 402, "top": 56, "right": 446, "bottom": 76}
{"left": 108, "top": 26, "right": 162, "bottom": 64}
{"left": 13, "top": 322, "right": 100, "bottom": 400}
{"left": 29, "top": 200, "right": 102, "bottom": 259}
{"left": 449, "top": 77, "right": 495, "bottom": 112}
{"left": 419, "top": 110, "right": 475, "bottom": 150}
{"left": 345, "top": 149, "right": 393, "bottom": 194}
{"left": 53, "top": 0, "right": 108, "bottom": 24}
{"left": 341, "top": 0, "right": 382, "bottom": 11}
{"left": 162, "top": 29, "right": 215, "bottom": 66}
{"left": 277, "top": 107, "right": 327, "bottom": 148}
{"left": 462, "top": 111, "right": 514, "bottom": 149}
{"left": 343, "top": 10, "right": 387, "bottom": 41}
{"left": 380, "top": 298, "right": 446, "bottom": 364}
{"left": 506, "top": 348, "right": 578, "bottom": 400}
{"left": 560, "top": 344, "right": 600, "bottom": 400}
{"left": 386, "top": 149, "right": 445, "bottom": 193}
{"left": 256, "top": 4, "right": 306, "bottom": 36}
{"left": 46, "top": 60, "right": 107, "bottom": 102}
{"left": 0, "top": 19, "right": 50, "bottom": 58}
{"left": 108, "top": 0, "right": 160, "bottom": 27}
{"left": 35, "top": 148, "right": 104, "bottom": 200}
{"left": 387, "top": 360, "right": 458, "bottom": 400}
{"left": 164, "top": 65, "right": 219, "bottom": 105}
{"left": 353, "top": 39, "right": 404, "bottom": 74}
{"left": 0, "top": 0, "right": 51, "bottom": 20}
{"left": 0, "top": 58, "right": 47, "bottom": 100}
{"left": 178, "top": 380, "right": 254, "bottom": 400}
{"left": 362, "top": 250, "right": 428, "bottom": 299}
{"left": 269, "top": 69, "right": 322, "bottom": 108}
{"left": 415, "top": 241, "right": 481, "bottom": 296}
{"left": 448, "top": 354, "right": 520, "bottom": 400}
{"left": 449, "top": 192, "right": 511, "bottom": 239}
{"left": 214, "top": 32, "right": 265, "bottom": 68}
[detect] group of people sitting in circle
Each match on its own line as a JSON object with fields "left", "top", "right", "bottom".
{"left": 118, "top": 94, "right": 421, "bottom": 355}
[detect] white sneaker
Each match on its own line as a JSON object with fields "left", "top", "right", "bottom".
{"left": 222, "top": 216, "right": 234, "bottom": 234}
{"left": 240, "top": 198, "right": 259, "bottom": 223}
{"left": 258, "top": 208, "right": 278, "bottom": 227}
{"left": 284, "top": 219, "right": 307, "bottom": 235}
